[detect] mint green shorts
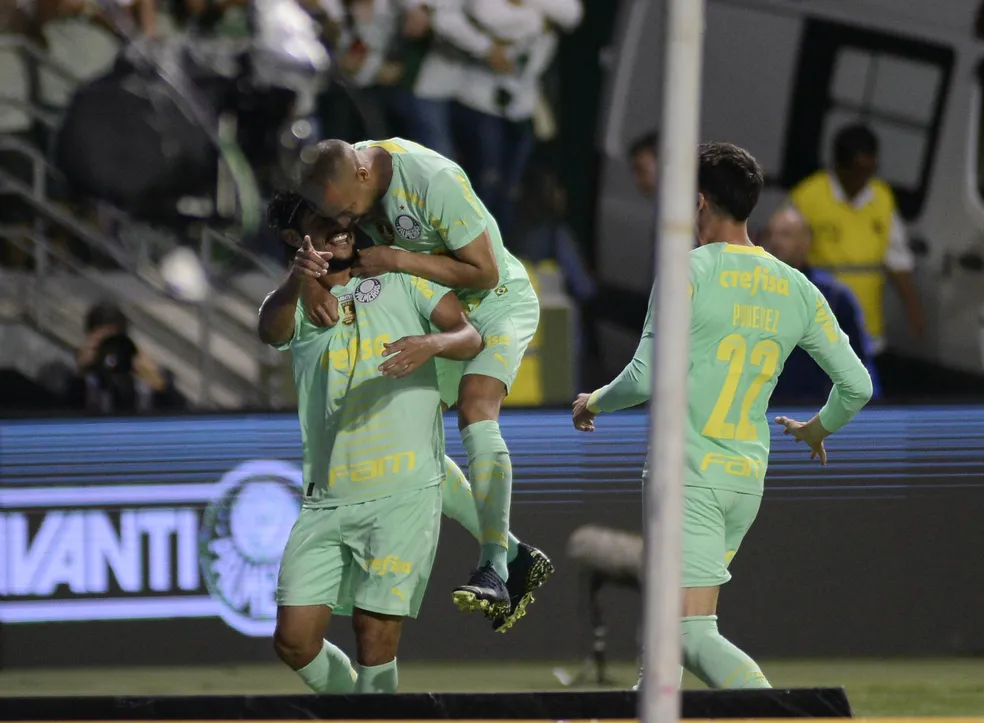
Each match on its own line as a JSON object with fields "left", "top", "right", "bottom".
{"left": 436, "top": 284, "right": 540, "bottom": 407}
{"left": 276, "top": 485, "right": 441, "bottom": 617}
{"left": 682, "top": 485, "right": 761, "bottom": 588}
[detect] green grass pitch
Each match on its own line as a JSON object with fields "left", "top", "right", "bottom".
{"left": 2, "top": 659, "right": 984, "bottom": 716}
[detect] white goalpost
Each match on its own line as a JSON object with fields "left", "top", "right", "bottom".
{"left": 641, "top": 0, "right": 706, "bottom": 722}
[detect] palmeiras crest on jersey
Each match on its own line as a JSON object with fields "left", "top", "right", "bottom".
{"left": 355, "top": 278, "right": 383, "bottom": 304}
{"left": 394, "top": 214, "right": 421, "bottom": 240}
{"left": 199, "top": 460, "right": 302, "bottom": 636}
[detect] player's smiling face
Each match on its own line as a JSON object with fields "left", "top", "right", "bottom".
{"left": 296, "top": 209, "right": 356, "bottom": 263}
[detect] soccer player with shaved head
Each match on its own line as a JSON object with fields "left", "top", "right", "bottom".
{"left": 294, "top": 138, "right": 553, "bottom": 631}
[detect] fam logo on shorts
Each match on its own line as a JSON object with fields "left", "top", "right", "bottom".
{"left": 199, "top": 460, "right": 302, "bottom": 637}
{"left": 394, "top": 214, "right": 421, "bottom": 240}
{"left": 355, "top": 278, "right": 382, "bottom": 304}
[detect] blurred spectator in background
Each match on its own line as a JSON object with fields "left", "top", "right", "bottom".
{"left": 171, "top": 0, "right": 248, "bottom": 36}
{"left": 403, "top": 0, "right": 506, "bottom": 158}
{"left": 628, "top": 130, "right": 658, "bottom": 198}
{"left": 311, "top": 0, "right": 402, "bottom": 140}
{"left": 517, "top": 165, "right": 597, "bottom": 386}
{"left": 69, "top": 300, "right": 186, "bottom": 413}
{"left": 761, "top": 206, "right": 880, "bottom": 402}
{"left": 789, "top": 124, "right": 925, "bottom": 370}
{"left": 453, "top": 0, "right": 582, "bottom": 241}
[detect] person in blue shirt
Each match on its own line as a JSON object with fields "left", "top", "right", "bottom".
{"left": 761, "top": 206, "right": 882, "bottom": 402}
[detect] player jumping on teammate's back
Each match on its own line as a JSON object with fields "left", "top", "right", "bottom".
{"left": 266, "top": 189, "right": 553, "bottom": 632}
{"left": 259, "top": 204, "right": 484, "bottom": 694}
{"left": 572, "top": 142, "right": 873, "bottom": 690}
{"left": 293, "top": 138, "right": 553, "bottom": 628}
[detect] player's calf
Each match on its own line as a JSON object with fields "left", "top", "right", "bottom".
{"left": 274, "top": 605, "right": 357, "bottom": 693}
{"left": 456, "top": 375, "right": 513, "bottom": 590}
{"left": 352, "top": 608, "right": 404, "bottom": 693}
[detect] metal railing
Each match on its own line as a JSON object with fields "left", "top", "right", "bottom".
{"left": 0, "top": 35, "right": 293, "bottom": 408}
{"left": 0, "top": 227, "right": 283, "bottom": 407}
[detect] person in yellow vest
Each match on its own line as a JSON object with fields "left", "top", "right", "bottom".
{"left": 789, "top": 124, "right": 925, "bottom": 362}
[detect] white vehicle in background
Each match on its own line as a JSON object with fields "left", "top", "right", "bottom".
{"left": 597, "top": 0, "right": 984, "bottom": 380}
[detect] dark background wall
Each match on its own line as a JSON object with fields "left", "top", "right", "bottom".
{"left": 2, "top": 407, "right": 983, "bottom": 668}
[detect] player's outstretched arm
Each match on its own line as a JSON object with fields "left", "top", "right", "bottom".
{"left": 572, "top": 286, "right": 656, "bottom": 431}
{"left": 378, "top": 291, "right": 482, "bottom": 379}
{"left": 780, "top": 289, "right": 874, "bottom": 461}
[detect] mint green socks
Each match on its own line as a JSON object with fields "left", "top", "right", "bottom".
{"left": 355, "top": 658, "right": 399, "bottom": 693}
{"left": 441, "top": 455, "right": 520, "bottom": 563}
{"left": 458, "top": 422, "right": 514, "bottom": 579}
{"left": 681, "top": 615, "right": 770, "bottom": 689}
{"left": 295, "top": 640, "right": 358, "bottom": 693}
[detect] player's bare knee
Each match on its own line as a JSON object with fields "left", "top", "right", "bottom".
{"left": 273, "top": 625, "right": 321, "bottom": 670}
{"left": 353, "top": 609, "right": 403, "bottom": 666}
{"left": 274, "top": 605, "right": 330, "bottom": 670}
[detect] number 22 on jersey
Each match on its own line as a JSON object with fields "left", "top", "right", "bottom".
{"left": 702, "top": 334, "right": 780, "bottom": 441}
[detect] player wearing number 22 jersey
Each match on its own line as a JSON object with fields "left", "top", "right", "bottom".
{"left": 574, "top": 142, "right": 873, "bottom": 691}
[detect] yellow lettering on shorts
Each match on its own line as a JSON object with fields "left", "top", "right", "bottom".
{"left": 367, "top": 555, "right": 413, "bottom": 575}
{"left": 329, "top": 451, "right": 417, "bottom": 487}
{"left": 699, "top": 452, "right": 765, "bottom": 479}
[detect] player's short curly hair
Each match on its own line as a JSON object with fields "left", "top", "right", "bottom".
{"left": 697, "top": 141, "right": 763, "bottom": 223}
{"left": 267, "top": 190, "right": 305, "bottom": 233}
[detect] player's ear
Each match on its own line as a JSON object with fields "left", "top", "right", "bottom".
{"left": 282, "top": 230, "right": 302, "bottom": 248}
{"left": 357, "top": 166, "right": 370, "bottom": 183}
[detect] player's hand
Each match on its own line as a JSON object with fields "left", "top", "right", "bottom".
{"left": 300, "top": 280, "right": 339, "bottom": 328}
{"left": 774, "top": 414, "right": 829, "bottom": 465}
{"left": 291, "top": 236, "right": 332, "bottom": 279}
{"left": 572, "top": 392, "right": 596, "bottom": 432}
{"left": 378, "top": 335, "right": 437, "bottom": 378}
{"left": 352, "top": 245, "right": 400, "bottom": 278}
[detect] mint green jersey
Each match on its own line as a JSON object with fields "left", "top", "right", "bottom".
{"left": 589, "top": 243, "right": 872, "bottom": 496}
{"left": 276, "top": 270, "right": 452, "bottom": 507}
{"left": 353, "top": 138, "right": 532, "bottom": 310}
{"left": 686, "top": 244, "right": 871, "bottom": 494}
